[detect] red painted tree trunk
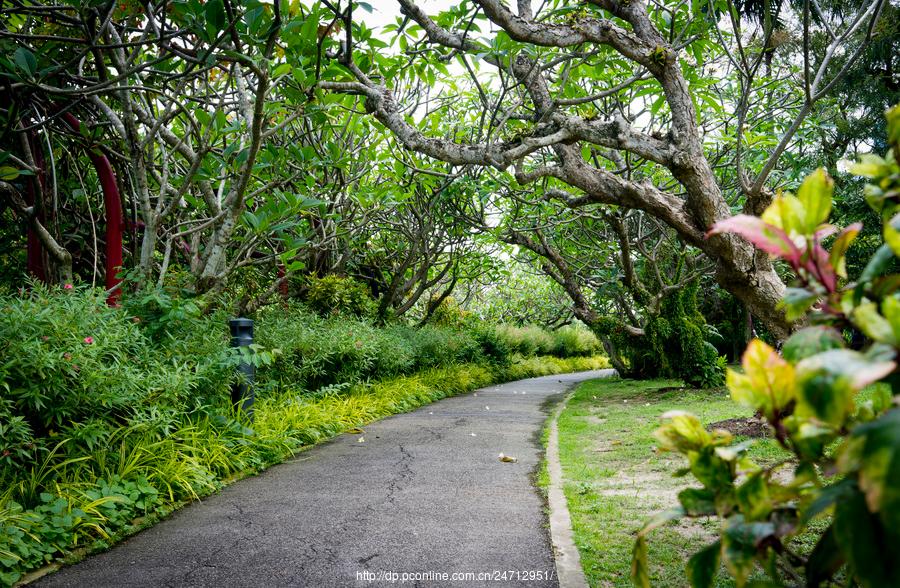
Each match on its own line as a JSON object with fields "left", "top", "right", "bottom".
{"left": 61, "top": 113, "right": 124, "bottom": 305}
{"left": 277, "top": 264, "right": 289, "bottom": 298}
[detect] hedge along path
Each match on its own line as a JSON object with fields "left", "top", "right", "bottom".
{"left": 35, "top": 370, "right": 612, "bottom": 588}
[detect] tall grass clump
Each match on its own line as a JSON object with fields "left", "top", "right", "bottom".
{"left": 549, "top": 324, "right": 602, "bottom": 357}
{"left": 495, "top": 323, "right": 601, "bottom": 358}
{"left": 495, "top": 325, "right": 556, "bottom": 356}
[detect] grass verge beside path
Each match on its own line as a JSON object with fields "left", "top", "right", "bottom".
{"left": 552, "top": 378, "right": 786, "bottom": 588}
{"left": 3, "top": 355, "right": 608, "bottom": 586}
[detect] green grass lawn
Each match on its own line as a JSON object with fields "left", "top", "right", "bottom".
{"left": 555, "top": 377, "right": 789, "bottom": 587}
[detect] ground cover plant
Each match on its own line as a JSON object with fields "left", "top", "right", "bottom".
{"left": 0, "top": 284, "right": 607, "bottom": 585}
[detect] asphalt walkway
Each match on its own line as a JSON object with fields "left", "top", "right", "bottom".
{"left": 39, "top": 370, "right": 613, "bottom": 588}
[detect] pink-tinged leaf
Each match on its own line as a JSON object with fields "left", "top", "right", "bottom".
{"left": 815, "top": 224, "right": 838, "bottom": 240}
{"left": 708, "top": 215, "right": 802, "bottom": 264}
{"left": 808, "top": 242, "right": 837, "bottom": 292}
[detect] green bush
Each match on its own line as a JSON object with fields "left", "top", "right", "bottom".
{"left": 495, "top": 324, "right": 556, "bottom": 356}
{"left": 303, "top": 274, "right": 376, "bottom": 318}
{"left": 0, "top": 286, "right": 231, "bottom": 451}
{"left": 406, "top": 325, "right": 482, "bottom": 368}
{"left": 254, "top": 305, "right": 490, "bottom": 391}
{"left": 428, "top": 296, "right": 472, "bottom": 329}
{"left": 504, "top": 355, "right": 609, "bottom": 380}
{"left": 470, "top": 326, "right": 512, "bottom": 366}
{"left": 549, "top": 324, "right": 602, "bottom": 357}
{"left": 635, "top": 106, "right": 900, "bottom": 587}
{"left": 597, "top": 280, "right": 725, "bottom": 387}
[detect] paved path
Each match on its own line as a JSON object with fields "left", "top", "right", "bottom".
{"left": 39, "top": 370, "right": 612, "bottom": 588}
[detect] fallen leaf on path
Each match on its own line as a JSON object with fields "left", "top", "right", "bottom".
{"left": 498, "top": 453, "right": 518, "bottom": 463}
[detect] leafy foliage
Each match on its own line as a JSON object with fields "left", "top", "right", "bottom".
{"left": 0, "top": 285, "right": 231, "bottom": 449}
{"left": 599, "top": 281, "right": 725, "bottom": 388}
{"left": 303, "top": 275, "right": 377, "bottom": 318}
{"left": 635, "top": 104, "right": 900, "bottom": 587}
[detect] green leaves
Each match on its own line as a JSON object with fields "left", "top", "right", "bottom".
{"left": 780, "top": 287, "right": 818, "bottom": 322}
{"left": 796, "top": 168, "right": 833, "bottom": 233}
{"left": 842, "top": 410, "right": 900, "bottom": 534}
{"left": 796, "top": 348, "right": 895, "bottom": 393}
{"left": 832, "top": 485, "right": 898, "bottom": 587}
{"left": 686, "top": 541, "right": 720, "bottom": 588}
{"left": 781, "top": 326, "right": 843, "bottom": 363}
{"left": 722, "top": 515, "right": 775, "bottom": 586}
{"left": 205, "top": 0, "right": 227, "bottom": 34}
{"left": 654, "top": 410, "right": 713, "bottom": 453}
{"left": 727, "top": 339, "right": 795, "bottom": 422}
{"left": 678, "top": 487, "right": 716, "bottom": 516}
{"left": 853, "top": 298, "right": 900, "bottom": 346}
{"left": 805, "top": 525, "right": 843, "bottom": 587}
{"left": 13, "top": 47, "right": 36, "bottom": 77}
{"left": 0, "top": 166, "right": 22, "bottom": 181}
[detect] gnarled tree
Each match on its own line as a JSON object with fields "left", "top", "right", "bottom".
{"left": 318, "top": 0, "right": 887, "bottom": 340}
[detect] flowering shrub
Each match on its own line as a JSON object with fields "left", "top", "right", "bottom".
{"left": 633, "top": 104, "right": 900, "bottom": 586}
{"left": 0, "top": 285, "right": 233, "bottom": 469}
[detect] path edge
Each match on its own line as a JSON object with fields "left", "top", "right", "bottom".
{"left": 546, "top": 370, "right": 614, "bottom": 588}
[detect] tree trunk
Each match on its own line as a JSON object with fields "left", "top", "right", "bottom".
{"left": 60, "top": 113, "right": 125, "bottom": 304}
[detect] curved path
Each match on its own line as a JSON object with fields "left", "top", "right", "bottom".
{"left": 39, "top": 370, "right": 613, "bottom": 588}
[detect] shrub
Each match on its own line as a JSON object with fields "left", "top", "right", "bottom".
{"left": 634, "top": 105, "right": 900, "bottom": 587}
{"left": 504, "top": 355, "right": 610, "bottom": 380}
{"left": 470, "top": 325, "right": 512, "bottom": 366}
{"left": 256, "top": 305, "right": 385, "bottom": 390}
{"left": 303, "top": 274, "right": 376, "bottom": 318}
{"left": 428, "top": 296, "right": 472, "bottom": 329}
{"left": 495, "top": 324, "right": 556, "bottom": 356}
{"left": 407, "top": 325, "right": 482, "bottom": 368}
{"left": 255, "top": 305, "right": 493, "bottom": 390}
{"left": 550, "top": 324, "right": 601, "bottom": 357}
{"left": 0, "top": 286, "right": 230, "bottom": 442}
{"left": 600, "top": 280, "right": 725, "bottom": 387}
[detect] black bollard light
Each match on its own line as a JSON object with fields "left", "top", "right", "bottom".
{"left": 229, "top": 317, "right": 255, "bottom": 418}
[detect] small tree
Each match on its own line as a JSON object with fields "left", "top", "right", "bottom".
{"left": 633, "top": 104, "right": 900, "bottom": 586}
